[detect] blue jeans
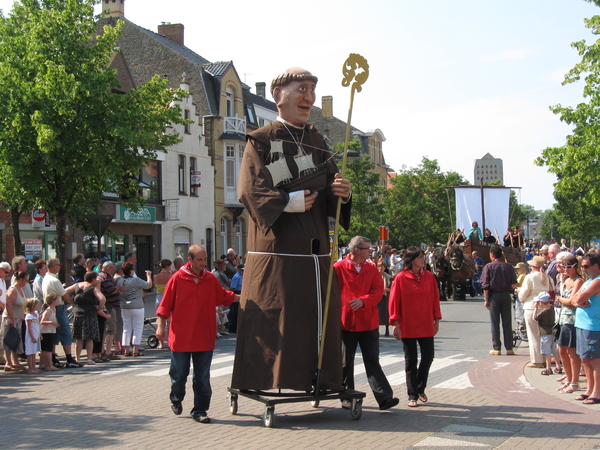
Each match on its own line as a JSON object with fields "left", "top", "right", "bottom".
{"left": 54, "top": 304, "right": 73, "bottom": 346}
{"left": 169, "top": 350, "right": 213, "bottom": 416}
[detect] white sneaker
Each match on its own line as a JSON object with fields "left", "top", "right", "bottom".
{"left": 216, "top": 333, "right": 222, "bottom": 338}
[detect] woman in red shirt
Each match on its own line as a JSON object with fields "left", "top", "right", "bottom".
{"left": 389, "top": 247, "right": 442, "bottom": 407}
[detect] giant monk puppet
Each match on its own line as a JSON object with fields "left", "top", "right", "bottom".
{"left": 231, "top": 68, "right": 352, "bottom": 392}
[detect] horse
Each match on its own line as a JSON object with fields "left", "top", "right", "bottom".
{"left": 435, "top": 246, "right": 476, "bottom": 300}
{"left": 432, "top": 251, "right": 450, "bottom": 301}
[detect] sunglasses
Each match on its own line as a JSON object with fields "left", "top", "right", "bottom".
{"left": 559, "top": 263, "right": 577, "bottom": 269}
{"left": 582, "top": 264, "right": 591, "bottom": 269}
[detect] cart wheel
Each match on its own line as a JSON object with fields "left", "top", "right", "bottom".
{"left": 147, "top": 335, "right": 159, "bottom": 348}
{"left": 350, "top": 398, "right": 362, "bottom": 420}
{"left": 229, "top": 393, "right": 238, "bottom": 415}
{"left": 512, "top": 330, "right": 519, "bottom": 349}
{"left": 310, "top": 400, "right": 320, "bottom": 408}
{"left": 263, "top": 406, "right": 275, "bottom": 428}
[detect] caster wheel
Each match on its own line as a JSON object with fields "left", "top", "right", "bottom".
{"left": 263, "top": 406, "right": 275, "bottom": 428}
{"left": 229, "top": 393, "right": 238, "bottom": 415}
{"left": 350, "top": 398, "right": 362, "bottom": 420}
{"left": 147, "top": 335, "right": 158, "bottom": 348}
{"left": 310, "top": 400, "right": 320, "bottom": 408}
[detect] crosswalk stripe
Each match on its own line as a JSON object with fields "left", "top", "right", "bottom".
{"left": 432, "top": 371, "right": 473, "bottom": 389}
{"left": 111, "top": 351, "right": 478, "bottom": 391}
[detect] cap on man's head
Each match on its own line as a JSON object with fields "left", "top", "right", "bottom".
{"left": 535, "top": 292, "right": 552, "bottom": 303}
{"left": 514, "top": 262, "right": 526, "bottom": 269}
{"left": 0, "top": 261, "right": 11, "bottom": 271}
{"left": 270, "top": 67, "right": 318, "bottom": 96}
{"left": 237, "top": 264, "right": 245, "bottom": 271}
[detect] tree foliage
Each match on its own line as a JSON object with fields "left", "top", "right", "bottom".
{"left": 0, "top": 0, "right": 187, "bottom": 279}
{"left": 536, "top": 2, "right": 600, "bottom": 243}
{"left": 508, "top": 191, "right": 536, "bottom": 229}
{"left": 539, "top": 209, "right": 563, "bottom": 243}
{"left": 382, "top": 157, "right": 468, "bottom": 249}
{"left": 336, "top": 140, "right": 385, "bottom": 244}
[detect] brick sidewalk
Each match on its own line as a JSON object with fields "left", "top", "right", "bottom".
{"left": 2, "top": 347, "right": 600, "bottom": 450}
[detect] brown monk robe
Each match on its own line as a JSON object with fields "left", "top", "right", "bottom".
{"left": 230, "top": 68, "right": 351, "bottom": 391}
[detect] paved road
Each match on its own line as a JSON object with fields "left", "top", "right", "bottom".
{"left": 1, "top": 295, "right": 599, "bottom": 449}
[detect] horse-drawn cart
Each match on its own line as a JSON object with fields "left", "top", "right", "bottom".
{"left": 463, "top": 237, "right": 525, "bottom": 266}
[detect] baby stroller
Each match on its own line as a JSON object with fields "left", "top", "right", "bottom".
{"left": 512, "top": 290, "right": 528, "bottom": 348}
{"left": 144, "top": 316, "right": 159, "bottom": 348}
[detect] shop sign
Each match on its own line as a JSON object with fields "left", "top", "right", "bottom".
{"left": 24, "top": 239, "right": 43, "bottom": 256}
{"left": 117, "top": 205, "right": 156, "bottom": 223}
{"left": 32, "top": 209, "right": 46, "bottom": 227}
{"left": 191, "top": 171, "right": 202, "bottom": 188}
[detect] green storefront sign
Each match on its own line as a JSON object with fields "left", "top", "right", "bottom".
{"left": 117, "top": 205, "right": 156, "bottom": 223}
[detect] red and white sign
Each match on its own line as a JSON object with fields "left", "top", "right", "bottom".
{"left": 32, "top": 209, "right": 46, "bottom": 227}
{"left": 24, "top": 239, "right": 43, "bottom": 255}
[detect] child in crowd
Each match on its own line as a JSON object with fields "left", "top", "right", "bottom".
{"left": 534, "top": 292, "right": 562, "bottom": 376}
{"left": 40, "top": 293, "right": 60, "bottom": 371}
{"left": 216, "top": 306, "right": 229, "bottom": 337}
{"left": 513, "top": 262, "right": 528, "bottom": 335}
{"left": 24, "top": 298, "right": 42, "bottom": 374}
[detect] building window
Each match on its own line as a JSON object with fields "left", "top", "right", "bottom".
{"left": 220, "top": 217, "right": 228, "bottom": 256}
{"left": 246, "top": 105, "right": 255, "bottom": 124}
{"left": 140, "top": 161, "right": 160, "bottom": 202}
{"left": 226, "top": 160, "right": 235, "bottom": 187}
{"left": 184, "top": 109, "right": 190, "bottom": 134}
{"left": 190, "top": 157, "right": 197, "bottom": 196}
{"left": 174, "top": 227, "right": 191, "bottom": 259}
{"left": 226, "top": 87, "right": 234, "bottom": 117}
{"left": 178, "top": 155, "right": 186, "bottom": 195}
{"left": 226, "top": 145, "right": 236, "bottom": 187}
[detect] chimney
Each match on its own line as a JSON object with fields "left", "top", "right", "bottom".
{"left": 102, "top": 0, "right": 125, "bottom": 18}
{"left": 158, "top": 23, "right": 185, "bottom": 46}
{"left": 322, "top": 96, "right": 333, "bottom": 118}
{"left": 256, "top": 82, "right": 266, "bottom": 99}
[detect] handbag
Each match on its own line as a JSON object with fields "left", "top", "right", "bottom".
{"left": 547, "top": 276, "right": 556, "bottom": 300}
{"left": 552, "top": 323, "right": 561, "bottom": 339}
{"left": 3, "top": 325, "right": 20, "bottom": 352}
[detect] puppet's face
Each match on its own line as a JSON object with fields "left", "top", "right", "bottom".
{"left": 275, "top": 80, "right": 316, "bottom": 127}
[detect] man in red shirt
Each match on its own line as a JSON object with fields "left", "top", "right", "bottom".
{"left": 334, "top": 236, "right": 399, "bottom": 410}
{"left": 156, "top": 245, "right": 239, "bottom": 423}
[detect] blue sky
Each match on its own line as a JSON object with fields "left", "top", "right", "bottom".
{"left": 1, "top": 0, "right": 598, "bottom": 211}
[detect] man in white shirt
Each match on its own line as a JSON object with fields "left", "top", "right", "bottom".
{"left": 42, "top": 258, "right": 79, "bottom": 368}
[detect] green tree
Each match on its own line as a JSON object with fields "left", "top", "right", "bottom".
{"left": 0, "top": 0, "right": 187, "bottom": 280}
{"left": 336, "top": 140, "right": 385, "bottom": 244}
{"left": 549, "top": 192, "right": 600, "bottom": 246}
{"left": 508, "top": 191, "right": 536, "bottom": 229}
{"left": 539, "top": 209, "right": 562, "bottom": 243}
{"left": 536, "top": 0, "right": 600, "bottom": 243}
{"left": 383, "top": 157, "right": 467, "bottom": 249}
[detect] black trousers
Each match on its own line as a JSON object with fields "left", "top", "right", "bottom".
{"left": 402, "top": 336, "right": 435, "bottom": 401}
{"left": 489, "top": 291, "right": 513, "bottom": 351}
{"left": 342, "top": 329, "right": 393, "bottom": 406}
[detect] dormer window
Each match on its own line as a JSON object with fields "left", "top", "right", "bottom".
{"left": 226, "top": 87, "right": 234, "bottom": 117}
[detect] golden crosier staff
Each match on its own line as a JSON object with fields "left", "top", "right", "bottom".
{"left": 316, "top": 53, "right": 369, "bottom": 393}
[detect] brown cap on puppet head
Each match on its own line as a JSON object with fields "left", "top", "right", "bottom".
{"left": 270, "top": 67, "right": 318, "bottom": 127}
